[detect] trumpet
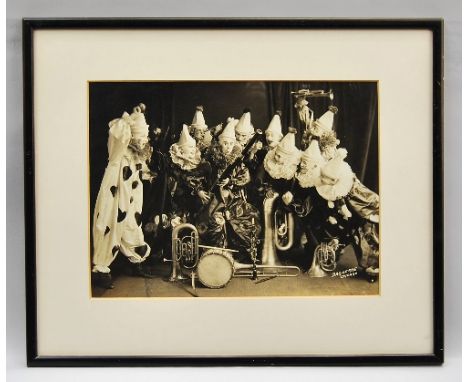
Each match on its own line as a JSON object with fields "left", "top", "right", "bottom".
{"left": 291, "top": 89, "right": 334, "bottom": 100}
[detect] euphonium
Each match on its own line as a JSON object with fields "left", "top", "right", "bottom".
{"left": 169, "top": 223, "right": 199, "bottom": 282}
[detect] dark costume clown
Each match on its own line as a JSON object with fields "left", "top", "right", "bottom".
{"left": 198, "top": 118, "right": 261, "bottom": 261}
{"left": 167, "top": 124, "right": 212, "bottom": 225}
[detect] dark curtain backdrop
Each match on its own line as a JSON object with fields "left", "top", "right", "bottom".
{"left": 89, "top": 81, "right": 378, "bottom": 219}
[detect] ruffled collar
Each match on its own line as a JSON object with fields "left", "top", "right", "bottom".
{"left": 207, "top": 142, "right": 242, "bottom": 170}
{"left": 127, "top": 139, "right": 152, "bottom": 162}
{"left": 316, "top": 162, "right": 355, "bottom": 201}
{"left": 169, "top": 143, "right": 202, "bottom": 171}
{"left": 196, "top": 131, "right": 213, "bottom": 152}
{"left": 296, "top": 167, "right": 322, "bottom": 188}
{"left": 263, "top": 149, "right": 299, "bottom": 180}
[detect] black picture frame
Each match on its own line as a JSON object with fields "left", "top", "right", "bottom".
{"left": 23, "top": 18, "right": 444, "bottom": 367}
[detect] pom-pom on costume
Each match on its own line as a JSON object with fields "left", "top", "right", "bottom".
{"left": 92, "top": 106, "right": 152, "bottom": 277}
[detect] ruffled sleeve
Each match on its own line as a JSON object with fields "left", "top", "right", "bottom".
{"left": 107, "top": 117, "right": 131, "bottom": 164}
{"left": 346, "top": 179, "right": 380, "bottom": 219}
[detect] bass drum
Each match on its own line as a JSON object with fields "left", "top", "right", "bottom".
{"left": 197, "top": 249, "right": 234, "bottom": 288}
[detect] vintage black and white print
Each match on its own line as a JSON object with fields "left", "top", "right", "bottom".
{"left": 89, "top": 81, "right": 380, "bottom": 297}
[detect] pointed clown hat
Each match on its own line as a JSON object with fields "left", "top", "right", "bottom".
{"left": 235, "top": 108, "right": 255, "bottom": 135}
{"left": 313, "top": 105, "right": 338, "bottom": 137}
{"left": 265, "top": 111, "right": 283, "bottom": 139}
{"left": 275, "top": 127, "right": 301, "bottom": 157}
{"left": 316, "top": 148, "right": 354, "bottom": 201}
{"left": 190, "top": 105, "right": 208, "bottom": 130}
{"left": 175, "top": 124, "right": 196, "bottom": 148}
{"left": 130, "top": 103, "right": 149, "bottom": 140}
{"left": 303, "top": 139, "right": 325, "bottom": 164}
{"left": 296, "top": 140, "right": 324, "bottom": 188}
{"left": 218, "top": 117, "right": 238, "bottom": 141}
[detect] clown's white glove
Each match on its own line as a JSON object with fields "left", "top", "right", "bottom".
{"left": 282, "top": 191, "right": 293, "bottom": 206}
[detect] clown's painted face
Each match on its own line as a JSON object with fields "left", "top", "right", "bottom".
{"left": 265, "top": 131, "right": 282, "bottom": 148}
{"left": 322, "top": 146, "right": 337, "bottom": 161}
{"left": 130, "top": 136, "right": 149, "bottom": 152}
{"left": 235, "top": 131, "right": 251, "bottom": 147}
{"left": 219, "top": 138, "right": 235, "bottom": 155}
{"left": 180, "top": 145, "right": 197, "bottom": 161}
{"left": 192, "top": 128, "right": 205, "bottom": 141}
{"left": 320, "top": 172, "right": 338, "bottom": 186}
{"left": 299, "top": 156, "right": 319, "bottom": 174}
{"left": 273, "top": 150, "right": 289, "bottom": 165}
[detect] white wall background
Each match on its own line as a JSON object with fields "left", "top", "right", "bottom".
{"left": 6, "top": 0, "right": 461, "bottom": 381}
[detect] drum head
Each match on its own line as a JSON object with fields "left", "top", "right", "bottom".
{"left": 197, "top": 250, "right": 234, "bottom": 288}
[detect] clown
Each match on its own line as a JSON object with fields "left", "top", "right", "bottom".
{"left": 295, "top": 93, "right": 314, "bottom": 130}
{"left": 261, "top": 129, "right": 301, "bottom": 186}
{"left": 281, "top": 140, "right": 329, "bottom": 269}
{"left": 254, "top": 111, "right": 284, "bottom": 167}
{"left": 253, "top": 129, "right": 301, "bottom": 222}
{"left": 314, "top": 148, "right": 380, "bottom": 278}
{"left": 92, "top": 104, "right": 154, "bottom": 289}
{"left": 295, "top": 140, "right": 325, "bottom": 189}
{"left": 199, "top": 118, "right": 261, "bottom": 261}
{"left": 265, "top": 112, "right": 284, "bottom": 149}
{"left": 206, "top": 117, "right": 242, "bottom": 170}
{"left": 235, "top": 107, "right": 264, "bottom": 166}
{"left": 301, "top": 106, "right": 339, "bottom": 158}
{"left": 235, "top": 108, "right": 255, "bottom": 148}
{"left": 188, "top": 105, "right": 213, "bottom": 155}
{"left": 168, "top": 124, "right": 212, "bottom": 224}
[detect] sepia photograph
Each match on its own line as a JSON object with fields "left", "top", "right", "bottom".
{"left": 89, "top": 81, "right": 380, "bottom": 298}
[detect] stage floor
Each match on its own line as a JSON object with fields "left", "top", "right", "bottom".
{"left": 92, "top": 245, "right": 379, "bottom": 298}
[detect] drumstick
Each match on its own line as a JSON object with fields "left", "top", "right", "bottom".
{"left": 254, "top": 275, "right": 278, "bottom": 284}
{"left": 175, "top": 282, "right": 199, "bottom": 297}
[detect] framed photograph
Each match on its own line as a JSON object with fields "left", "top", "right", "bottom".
{"left": 23, "top": 18, "right": 443, "bottom": 366}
